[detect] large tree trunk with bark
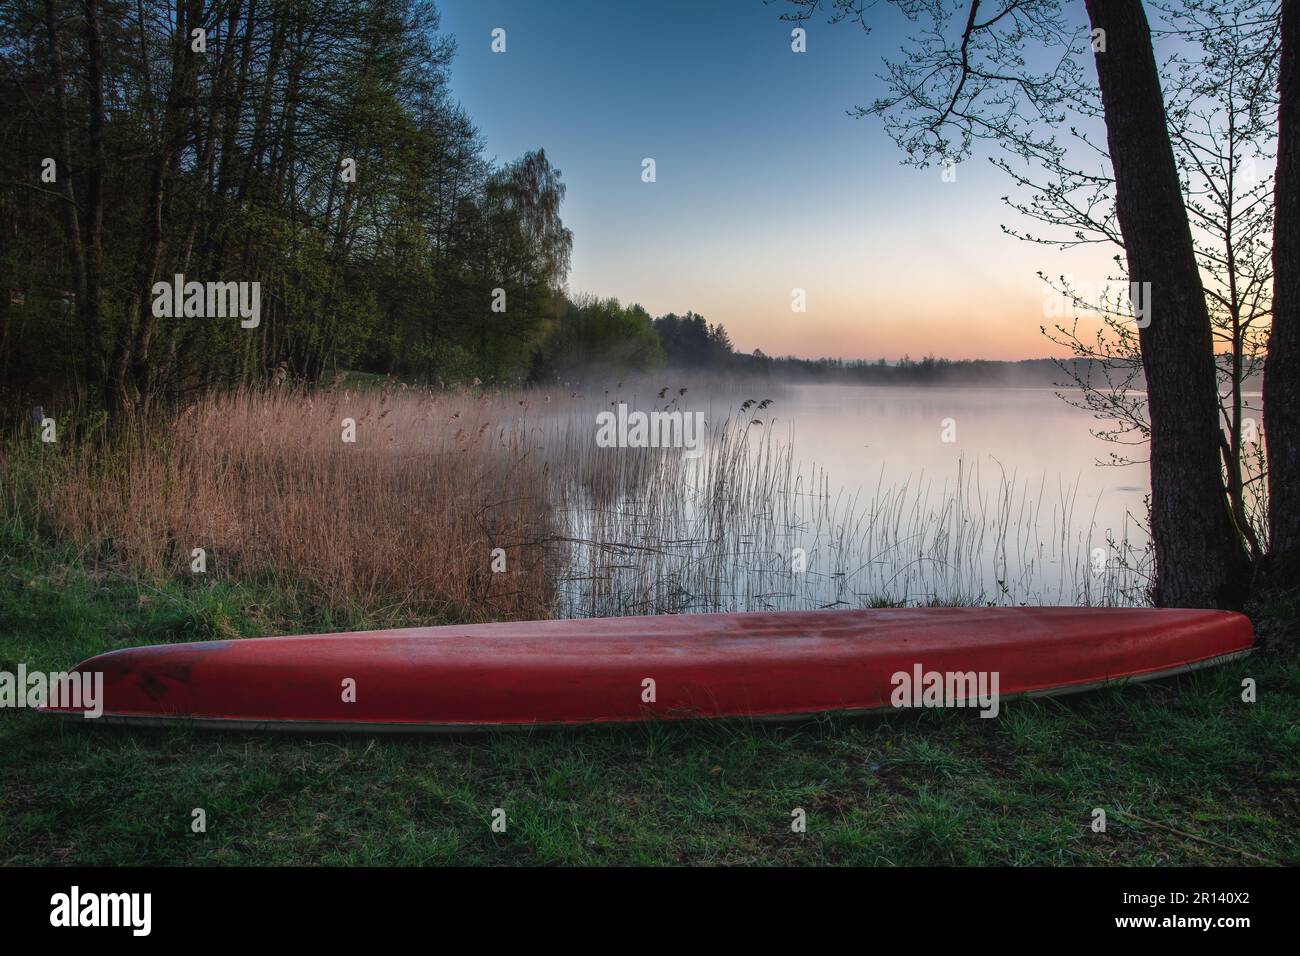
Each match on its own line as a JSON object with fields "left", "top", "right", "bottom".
{"left": 1265, "top": 0, "right": 1300, "bottom": 587}
{"left": 1084, "top": 0, "right": 1251, "bottom": 607}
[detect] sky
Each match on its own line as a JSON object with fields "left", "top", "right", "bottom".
{"left": 435, "top": 0, "right": 1117, "bottom": 361}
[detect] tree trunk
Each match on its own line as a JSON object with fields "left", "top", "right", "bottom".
{"left": 43, "top": 0, "right": 91, "bottom": 388}
{"left": 125, "top": 0, "right": 203, "bottom": 413}
{"left": 80, "top": 0, "right": 114, "bottom": 415}
{"left": 1265, "top": 0, "right": 1300, "bottom": 586}
{"left": 1084, "top": 0, "right": 1250, "bottom": 607}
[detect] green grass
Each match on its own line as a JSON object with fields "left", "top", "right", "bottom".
{"left": 1, "top": 521, "right": 1297, "bottom": 866}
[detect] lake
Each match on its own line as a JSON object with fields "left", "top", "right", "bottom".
{"left": 543, "top": 381, "right": 1161, "bottom": 615}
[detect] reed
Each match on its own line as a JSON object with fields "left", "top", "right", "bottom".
{"left": 2, "top": 380, "right": 1152, "bottom": 622}
{"left": 544, "top": 413, "right": 1152, "bottom": 616}
{"left": 4, "top": 386, "right": 554, "bottom": 622}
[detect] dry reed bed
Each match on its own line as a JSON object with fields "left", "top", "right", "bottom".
{"left": 31, "top": 387, "right": 555, "bottom": 621}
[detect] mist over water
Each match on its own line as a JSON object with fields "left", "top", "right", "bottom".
{"left": 543, "top": 382, "right": 1162, "bottom": 615}
{"left": 781, "top": 383, "right": 1150, "bottom": 535}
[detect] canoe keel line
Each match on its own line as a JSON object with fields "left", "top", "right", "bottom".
{"left": 41, "top": 608, "right": 1254, "bottom": 733}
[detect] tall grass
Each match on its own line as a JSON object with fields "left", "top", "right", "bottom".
{"left": 3, "top": 386, "right": 554, "bottom": 623}
{"left": 1, "top": 380, "right": 1152, "bottom": 624}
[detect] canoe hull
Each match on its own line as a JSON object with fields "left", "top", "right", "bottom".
{"left": 42, "top": 608, "right": 1255, "bottom": 732}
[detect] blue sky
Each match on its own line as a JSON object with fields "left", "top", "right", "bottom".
{"left": 435, "top": 0, "right": 1114, "bottom": 360}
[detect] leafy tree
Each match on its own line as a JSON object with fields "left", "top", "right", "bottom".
{"left": 0, "top": 0, "right": 574, "bottom": 406}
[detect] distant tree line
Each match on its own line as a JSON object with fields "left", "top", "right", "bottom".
{"left": 533, "top": 301, "right": 1139, "bottom": 387}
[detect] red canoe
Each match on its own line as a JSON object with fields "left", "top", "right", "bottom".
{"left": 43, "top": 608, "right": 1253, "bottom": 732}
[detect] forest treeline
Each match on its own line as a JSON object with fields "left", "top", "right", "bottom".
{"left": 0, "top": 0, "right": 588, "bottom": 414}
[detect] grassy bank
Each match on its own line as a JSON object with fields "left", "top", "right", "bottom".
{"left": 2, "top": 523, "right": 1297, "bottom": 866}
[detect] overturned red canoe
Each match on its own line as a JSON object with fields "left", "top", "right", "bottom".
{"left": 43, "top": 607, "right": 1253, "bottom": 731}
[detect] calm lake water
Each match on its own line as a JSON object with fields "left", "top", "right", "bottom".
{"left": 764, "top": 382, "right": 1149, "bottom": 537}
{"left": 544, "top": 381, "right": 1205, "bottom": 615}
